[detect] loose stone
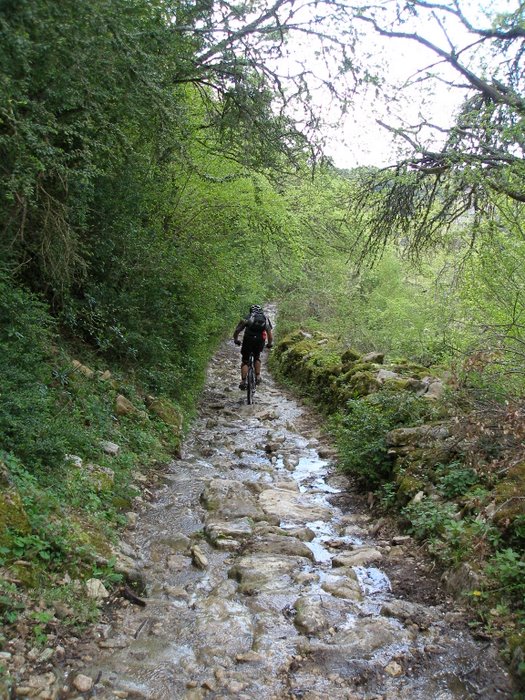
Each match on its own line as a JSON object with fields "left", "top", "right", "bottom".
{"left": 384, "top": 660, "right": 403, "bottom": 677}
{"left": 73, "top": 674, "right": 94, "bottom": 692}
{"left": 191, "top": 544, "right": 208, "bottom": 569}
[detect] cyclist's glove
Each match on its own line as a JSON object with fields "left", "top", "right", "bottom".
{"left": 234, "top": 339, "right": 242, "bottom": 346}
{"left": 266, "top": 344, "right": 273, "bottom": 349}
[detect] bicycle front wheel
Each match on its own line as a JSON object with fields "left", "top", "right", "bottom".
{"left": 247, "top": 365, "right": 256, "bottom": 404}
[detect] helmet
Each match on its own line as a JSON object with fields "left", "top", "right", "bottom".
{"left": 250, "top": 304, "right": 263, "bottom": 313}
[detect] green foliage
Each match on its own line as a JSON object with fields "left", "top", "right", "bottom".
{"left": 333, "top": 391, "right": 431, "bottom": 486}
{"left": 435, "top": 461, "right": 480, "bottom": 499}
{"left": 0, "top": 580, "right": 24, "bottom": 627}
{"left": 0, "top": 273, "right": 64, "bottom": 467}
{"left": 377, "top": 482, "right": 397, "bottom": 511}
{"left": 401, "top": 499, "right": 457, "bottom": 540}
{"left": 486, "top": 549, "right": 525, "bottom": 611}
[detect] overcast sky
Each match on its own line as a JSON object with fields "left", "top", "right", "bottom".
{"left": 313, "top": 0, "right": 516, "bottom": 168}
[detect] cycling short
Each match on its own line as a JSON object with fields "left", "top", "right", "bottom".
{"left": 241, "top": 337, "right": 265, "bottom": 364}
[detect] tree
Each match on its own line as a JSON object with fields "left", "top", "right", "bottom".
{"left": 344, "top": 1, "right": 525, "bottom": 255}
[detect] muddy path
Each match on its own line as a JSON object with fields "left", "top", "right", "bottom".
{"left": 78, "top": 340, "right": 515, "bottom": 699}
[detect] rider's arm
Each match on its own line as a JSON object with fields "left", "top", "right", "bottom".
{"left": 266, "top": 321, "right": 274, "bottom": 347}
{"left": 233, "top": 319, "right": 246, "bottom": 343}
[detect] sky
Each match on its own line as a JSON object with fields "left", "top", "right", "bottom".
{"left": 303, "top": 0, "right": 516, "bottom": 169}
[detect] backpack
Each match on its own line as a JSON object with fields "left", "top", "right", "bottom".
{"left": 247, "top": 310, "right": 266, "bottom": 333}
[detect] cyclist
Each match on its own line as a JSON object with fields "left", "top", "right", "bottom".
{"left": 233, "top": 305, "right": 273, "bottom": 390}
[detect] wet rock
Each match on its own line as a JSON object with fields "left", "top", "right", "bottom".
{"left": 284, "top": 526, "right": 316, "bottom": 542}
{"left": 294, "top": 597, "right": 331, "bottom": 635}
{"left": 200, "top": 479, "right": 264, "bottom": 520}
{"left": 236, "top": 651, "right": 263, "bottom": 663}
{"left": 159, "top": 532, "right": 191, "bottom": 552}
{"left": 308, "top": 618, "right": 400, "bottom": 660}
{"left": 321, "top": 572, "right": 362, "bottom": 601}
{"left": 264, "top": 442, "right": 282, "bottom": 454}
{"left": 98, "top": 638, "right": 129, "bottom": 649}
{"left": 228, "top": 554, "right": 311, "bottom": 594}
{"left": 273, "top": 480, "right": 299, "bottom": 492}
{"left": 317, "top": 446, "right": 336, "bottom": 459}
{"left": 244, "top": 533, "right": 315, "bottom": 561}
{"left": 205, "top": 517, "right": 253, "bottom": 548}
{"left": 126, "top": 512, "right": 138, "bottom": 529}
{"left": 195, "top": 597, "right": 254, "bottom": 654}
{"left": 167, "top": 553, "right": 188, "bottom": 572}
{"left": 381, "top": 599, "right": 439, "bottom": 628}
{"left": 332, "top": 547, "right": 382, "bottom": 568}
{"left": 283, "top": 455, "right": 300, "bottom": 469}
{"left": 164, "top": 585, "right": 189, "bottom": 599}
{"left": 294, "top": 571, "right": 320, "bottom": 586}
{"left": 190, "top": 545, "right": 208, "bottom": 569}
{"left": 258, "top": 487, "right": 332, "bottom": 522}
{"left": 118, "top": 541, "right": 136, "bottom": 559}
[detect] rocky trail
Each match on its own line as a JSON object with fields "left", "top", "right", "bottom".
{"left": 69, "top": 341, "right": 515, "bottom": 699}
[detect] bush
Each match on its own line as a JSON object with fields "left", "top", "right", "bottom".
{"left": 436, "top": 461, "right": 480, "bottom": 499}
{"left": 401, "top": 498, "right": 457, "bottom": 540}
{"left": 486, "top": 549, "right": 525, "bottom": 611}
{"left": 333, "top": 390, "right": 433, "bottom": 486}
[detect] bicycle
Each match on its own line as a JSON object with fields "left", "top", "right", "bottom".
{"left": 246, "top": 351, "right": 257, "bottom": 405}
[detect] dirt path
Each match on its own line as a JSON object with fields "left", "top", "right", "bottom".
{"left": 75, "top": 340, "right": 515, "bottom": 699}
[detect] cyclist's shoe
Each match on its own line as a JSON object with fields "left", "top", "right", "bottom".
{"left": 239, "top": 381, "right": 247, "bottom": 390}
{"left": 256, "top": 375, "right": 262, "bottom": 385}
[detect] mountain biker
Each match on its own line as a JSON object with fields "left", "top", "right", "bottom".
{"left": 233, "top": 305, "right": 273, "bottom": 390}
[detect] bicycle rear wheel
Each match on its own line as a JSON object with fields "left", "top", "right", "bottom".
{"left": 247, "top": 363, "right": 256, "bottom": 405}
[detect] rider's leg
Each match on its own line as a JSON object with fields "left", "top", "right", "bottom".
{"left": 253, "top": 342, "right": 264, "bottom": 382}
{"left": 239, "top": 349, "right": 249, "bottom": 388}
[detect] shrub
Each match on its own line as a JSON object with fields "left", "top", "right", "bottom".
{"left": 333, "top": 390, "right": 433, "bottom": 486}
{"left": 485, "top": 549, "right": 525, "bottom": 611}
{"left": 436, "top": 461, "right": 480, "bottom": 499}
{"left": 401, "top": 498, "right": 457, "bottom": 540}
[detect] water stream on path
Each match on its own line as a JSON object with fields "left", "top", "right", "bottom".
{"left": 79, "top": 340, "right": 515, "bottom": 699}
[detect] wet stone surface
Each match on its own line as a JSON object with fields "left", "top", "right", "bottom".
{"left": 72, "top": 339, "right": 515, "bottom": 699}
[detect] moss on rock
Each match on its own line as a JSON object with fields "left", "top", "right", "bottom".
{"left": 0, "top": 490, "right": 31, "bottom": 547}
{"left": 341, "top": 347, "right": 361, "bottom": 366}
{"left": 347, "top": 371, "right": 380, "bottom": 398}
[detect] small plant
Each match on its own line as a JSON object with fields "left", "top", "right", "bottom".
{"left": 91, "top": 557, "right": 123, "bottom": 587}
{"left": 0, "top": 581, "right": 24, "bottom": 626}
{"left": 401, "top": 498, "right": 456, "bottom": 541}
{"left": 30, "top": 610, "right": 54, "bottom": 646}
{"left": 485, "top": 548, "right": 525, "bottom": 610}
{"left": 377, "top": 482, "right": 397, "bottom": 511}
{"left": 436, "top": 461, "right": 479, "bottom": 499}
